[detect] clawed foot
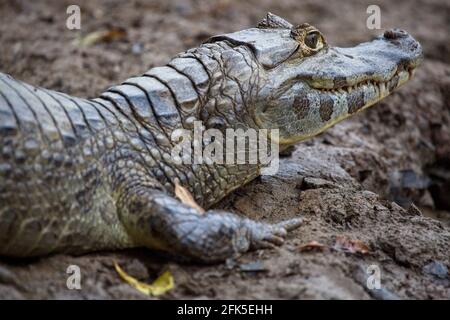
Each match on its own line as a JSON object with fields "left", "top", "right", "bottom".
{"left": 245, "top": 217, "right": 303, "bottom": 250}
{"left": 151, "top": 202, "right": 303, "bottom": 263}
{"left": 122, "top": 180, "right": 303, "bottom": 264}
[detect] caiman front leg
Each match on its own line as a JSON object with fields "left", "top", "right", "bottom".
{"left": 115, "top": 173, "right": 302, "bottom": 263}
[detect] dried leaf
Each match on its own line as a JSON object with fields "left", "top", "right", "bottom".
{"left": 298, "top": 240, "right": 326, "bottom": 252}
{"left": 333, "top": 235, "right": 369, "bottom": 254}
{"left": 74, "top": 28, "right": 126, "bottom": 47}
{"left": 114, "top": 261, "right": 174, "bottom": 296}
{"left": 174, "top": 181, "right": 205, "bottom": 214}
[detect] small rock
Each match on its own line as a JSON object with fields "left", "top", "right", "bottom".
{"left": 400, "top": 170, "right": 431, "bottom": 189}
{"left": 131, "top": 42, "right": 142, "bottom": 55}
{"left": 239, "top": 261, "right": 268, "bottom": 272}
{"left": 406, "top": 203, "right": 423, "bottom": 216}
{"left": 279, "top": 145, "right": 295, "bottom": 158}
{"left": 369, "top": 287, "right": 400, "bottom": 300}
{"left": 423, "top": 261, "right": 448, "bottom": 279}
{"left": 298, "top": 177, "right": 336, "bottom": 190}
{"left": 225, "top": 258, "right": 237, "bottom": 269}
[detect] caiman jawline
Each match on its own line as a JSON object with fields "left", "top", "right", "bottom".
{"left": 310, "top": 66, "right": 416, "bottom": 96}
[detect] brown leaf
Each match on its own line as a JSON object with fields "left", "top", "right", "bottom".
{"left": 298, "top": 240, "right": 326, "bottom": 252}
{"left": 174, "top": 181, "right": 205, "bottom": 214}
{"left": 333, "top": 235, "right": 369, "bottom": 254}
{"left": 114, "top": 261, "right": 174, "bottom": 296}
{"left": 74, "top": 27, "right": 126, "bottom": 47}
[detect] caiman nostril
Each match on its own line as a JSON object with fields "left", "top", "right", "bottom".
{"left": 384, "top": 29, "right": 408, "bottom": 40}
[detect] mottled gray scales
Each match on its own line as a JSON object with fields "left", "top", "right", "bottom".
{"left": 108, "top": 84, "right": 160, "bottom": 133}
{"left": 168, "top": 58, "right": 210, "bottom": 95}
{"left": 124, "top": 76, "right": 181, "bottom": 130}
{"left": 0, "top": 77, "right": 49, "bottom": 140}
{"left": 146, "top": 67, "right": 199, "bottom": 114}
{"left": 319, "top": 93, "right": 334, "bottom": 121}
{"left": 292, "top": 93, "right": 311, "bottom": 119}
{"left": 0, "top": 93, "right": 19, "bottom": 136}
{"left": 348, "top": 90, "right": 365, "bottom": 114}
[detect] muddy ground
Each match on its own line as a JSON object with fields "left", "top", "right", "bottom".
{"left": 0, "top": 0, "right": 449, "bottom": 299}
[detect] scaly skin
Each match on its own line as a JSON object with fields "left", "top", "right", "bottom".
{"left": 0, "top": 14, "right": 422, "bottom": 263}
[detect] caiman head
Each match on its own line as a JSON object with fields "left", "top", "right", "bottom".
{"left": 207, "top": 13, "right": 423, "bottom": 145}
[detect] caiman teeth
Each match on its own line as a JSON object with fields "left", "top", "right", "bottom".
{"left": 379, "top": 82, "right": 387, "bottom": 96}
{"left": 314, "top": 67, "right": 414, "bottom": 95}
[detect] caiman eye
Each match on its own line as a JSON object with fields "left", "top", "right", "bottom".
{"left": 305, "top": 32, "right": 321, "bottom": 49}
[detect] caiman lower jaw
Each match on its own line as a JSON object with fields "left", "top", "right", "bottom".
{"left": 311, "top": 67, "right": 415, "bottom": 99}
{"left": 276, "top": 67, "right": 416, "bottom": 146}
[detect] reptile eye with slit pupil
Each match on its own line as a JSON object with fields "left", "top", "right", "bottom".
{"left": 305, "top": 32, "right": 319, "bottom": 49}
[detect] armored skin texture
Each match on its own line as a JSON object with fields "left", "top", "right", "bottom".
{"left": 0, "top": 13, "right": 422, "bottom": 263}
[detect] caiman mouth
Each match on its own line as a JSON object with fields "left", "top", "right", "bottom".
{"left": 310, "top": 65, "right": 416, "bottom": 97}
{"left": 305, "top": 63, "right": 418, "bottom": 117}
{"left": 296, "top": 28, "right": 423, "bottom": 114}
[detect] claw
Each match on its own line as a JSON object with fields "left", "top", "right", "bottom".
{"left": 264, "top": 234, "right": 285, "bottom": 246}
{"left": 250, "top": 217, "right": 302, "bottom": 251}
{"left": 271, "top": 227, "right": 287, "bottom": 237}
{"left": 275, "top": 217, "right": 303, "bottom": 231}
{"left": 257, "top": 240, "right": 278, "bottom": 249}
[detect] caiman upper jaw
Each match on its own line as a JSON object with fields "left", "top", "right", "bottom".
{"left": 303, "top": 28, "right": 423, "bottom": 115}
{"left": 304, "top": 28, "right": 423, "bottom": 92}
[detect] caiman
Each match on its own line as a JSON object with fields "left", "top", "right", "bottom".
{"left": 0, "top": 13, "right": 423, "bottom": 262}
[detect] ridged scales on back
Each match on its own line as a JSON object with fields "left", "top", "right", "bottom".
{"left": 0, "top": 42, "right": 269, "bottom": 260}
{"left": 0, "top": 14, "right": 422, "bottom": 262}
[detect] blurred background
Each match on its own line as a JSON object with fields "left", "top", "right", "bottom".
{"left": 0, "top": 0, "right": 448, "bottom": 96}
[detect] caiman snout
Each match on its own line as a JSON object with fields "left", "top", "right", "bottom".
{"left": 381, "top": 28, "right": 423, "bottom": 71}
{"left": 283, "top": 28, "right": 423, "bottom": 92}
{"left": 257, "top": 25, "right": 424, "bottom": 143}
{"left": 383, "top": 28, "right": 409, "bottom": 39}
